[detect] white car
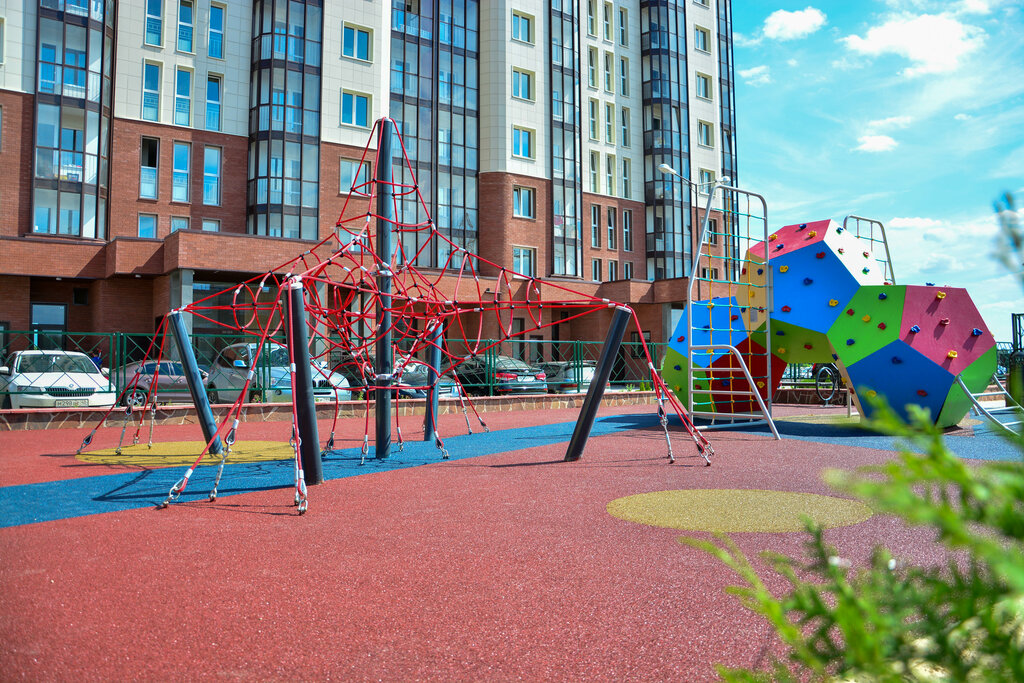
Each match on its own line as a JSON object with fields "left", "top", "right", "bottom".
{"left": 205, "top": 343, "right": 352, "bottom": 404}
{"left": 0, "top": 350, "right": 117, "bottom": 410}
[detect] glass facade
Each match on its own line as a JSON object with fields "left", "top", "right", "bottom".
{"left": 246, "top": 0, "right": 323, "bottom": 240}
{"left": 550, "top": 2, "right": 582, "bottom": 277}
{"left": 641, "top": 0, "right": 691, "bottom": 280}
{"left": 389, "top": 0, "right": 480, "bottom": 268}
{"left": 717, "top": 0, "right": 739, "bottom": 279}
{"left": 32, "top": 0, "right": 114, "bottom": 239}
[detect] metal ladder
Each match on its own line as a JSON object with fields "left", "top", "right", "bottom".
{"left": 957, "top": 374, "right": 1022, "bottom": 434}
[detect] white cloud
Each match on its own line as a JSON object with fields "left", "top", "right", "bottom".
{"left": 889, "top": 216, "right": 942, "bottom": 228}
{"left": 842, "top": 13, "right": 985, "bottom": 76}
{"left": 763, "top": 7, "right": 828, "bottom": 41}
{"left": 787, "top": 58, "right": 799, "bottom": 67}
{"left": 739, "top": 65, "right": 772, "bottom": 86}
{"left": 855, "top": 135, "right": 898, "bottom": 152}
{"left": 960, "top": 0, "right": 992, "bottom": 13}
{"left": 954, "top": 113, "right": 972, "bottom": 121}
{"left": 867, "top": 115, "right": 914, "bottom": 130}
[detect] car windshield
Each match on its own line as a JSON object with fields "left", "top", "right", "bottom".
{"left": 17, "top": 353, "right": 98, "bottom": 374}
{"left": 247, "top": 346, "right": 291, "bottom": 367}
{"left": 494, "top": 357, "right": 533, "bottom": 371}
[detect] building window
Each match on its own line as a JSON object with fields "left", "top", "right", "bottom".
{"left": 140, "top": 137, "right": 159, "bottom": 199}
{"left": 618, "top": 8, "right": 628, "bottom": 46}
{"left": 605, "top": 103, "right": 614, "bottom": 143}
{"left": 512, "top": 68, "right": 533, "bottom": 100}
{"left": 342, "top": 24, "right": 371, "bottom": 61}
{"left": 696, "top": 72, "right": 712, "bottom": 100}
{"left": 620, "top": 107, "right": 630, "bottom": 147}
{"left": 512, "top": 126, "right": 533, "bottom": 158}
{"left": 587, "top": 48, "right": 597, "bottom": 88}
{"left": 623, "top": 209, "right": 633, "bottom": 251}
{"left": 695, "top": 26, "right": 710, "bottom": 53}
{"left": 586, "top": 0, "right": 596, "bottom": 35}
{"left": 513, "top": 246, "right": 535, "bottom": 277}
{"left": 177, "top": 1, "right": 194, "bottom": 52}
{"left": 619, "top": 57, "right": 629, "bottom": 96}
{"left": 608, "top": 260, "right": 617, "bottom": 281}
{"left": 172, "top": 142, "right": 190, "bottom": 202}
{"left": 30, "top": 304, "right": 66, "bottom": 342}
{"left": 170, "top": 216, "right": 189, "bottom": 231}
{"left": 145, "top": 0, "right": 163, "bottom": 46}
{"left": 588, "top": 99, "right": 599, "bottom": 139}
{"left": 694, "top": 0, "right": 710, "bottom": 5}
{"left": 699, "top": 168, "right": 715, "bottom": 195}
{"left": 206, "top": 76, "right": 221, "bottom": 131}
{"left": 607, "top": 207, "right": 617, "bottom": 249}
{"left": 623, "top": 261, "right": 633, "bottom": 279}
{"left": 208, "top": 3, "right": 224, "bottom": 59}
{"left": 700, "top": 266, "right": 720, "bottom": 280}
{"left": 604, "top": 52, "right": 613, "bottom": 92}
{"left": 174, "top": 67, "right": 192, "bottom": 125}
{"left": 707, "top": 217, "right": 719, "bottom": 245}
{"left": 341, "top": 91, "right": 370, "bottom": 127}
{"left": 138, "top": 214, "right": 158, "bottom": 238}
{"left": 591, "top": 258, "right": 601, "bottom": 282}
{"left": 203, "top": 146, "right": 221, "bottom": 205}
{"left": 698, "top": 120, "right": 714, "bottom": 147}
{"left": 589, "top": 152, "right": 599, "bottom": 193}
{"left": 606, "top": 154, "right": 615, "bottom": 196}
{"left": 339, "top": 158, "right": 370, "bottom": 194}
{"left": 511, "top": 11, "right": 533, "bottom": 43}
{"left": 202, "top": 219, "right": 220, "bottom": 231}
{"left": 591, "top": 204, "right": 601, "bottom": 248}
{"left": 513, "top": 186, "right": 535, "bottom": 219}
{"left": 622, "top": 158, "right": 631, "bottom": 199}
{"left": 143, "top": 62, "right": 161, "bottom": 121}
{"left": 603, "top": 2, "right": 613, "bottom": 41}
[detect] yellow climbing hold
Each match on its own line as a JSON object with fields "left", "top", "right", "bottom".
{"left": 947, "top": 350, "right": 958, "bottom": 358}
{"left": 862, "top": 315, "right": 871, "bottom": 322}
{"left": 756, "top": 381, "right": 765, "bottom": 388}
{"left": 829, "top": 299, "right": 838, "bottom": 307}
{"left": 808, "top": 230, "right": 817, "bottom": 237}
{"left": 866, "top": 390, "right": 877, "bottom": 398}
{"left": 768, "top": 234, "right": 778, "bottom": 241}
{"left": 779, "top": 265, "right": 789, "bottom": 273}
{"left": 777, "top": 348, "right": 786, "bottom": 355}
{"left": 936, "top": 291, "right": 947, "bottom": 299}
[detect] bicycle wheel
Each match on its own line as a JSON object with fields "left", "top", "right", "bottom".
{"left": 815, "top": 365, "right": 838, "bottom": 403}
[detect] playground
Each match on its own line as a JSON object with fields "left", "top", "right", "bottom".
{"left": 1, "top": 401, "right": 1018, "bottom": 681}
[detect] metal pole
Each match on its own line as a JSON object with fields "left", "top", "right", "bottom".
{"left": 287, "top": 278, "right": 323, "bottom": 485}
{"left": 167, "top": 310, "right": 222, "bottom": 455}
{"left": 375, "top": 120, "right": 394, "bottom": 459}
{"left": 564, "top": 306, "right": 631, "bottom": 462}
{"left": 424, "top": 322, "right": 442, "bottom": 442}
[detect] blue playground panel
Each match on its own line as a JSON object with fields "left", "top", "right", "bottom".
{"left": 770, "top": 247, "right": 862, "bottom": 335}
{"left": 668, "top": 296, "right": 748, "bottom": 368}
{"left": 846, "top": 339, "right": 956, "bottom": 423}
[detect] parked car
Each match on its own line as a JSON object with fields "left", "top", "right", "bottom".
{"left": 0, "top": 350, "right": 117, "bottom": 410}
{"left": 118, "top": 360, "right": 205, "bottom": 407}
{"left": 445, "top": 355, "right": 547, "bottom": 396}
{"left": 333, "top": 354, "right": 462, "bottom": 399}
{"left": 205, "top": 343, "right": 351, "bottom": 404}
{"left": 538, "top": 360, "right": 598, "bottom": 394}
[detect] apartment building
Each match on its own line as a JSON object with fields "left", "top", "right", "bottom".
{"left": 0, "top": 0, "right": 736, "bottom": 354}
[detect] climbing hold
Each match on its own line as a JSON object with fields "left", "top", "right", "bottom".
{"left": 829, "top": 299, "right": 838, "bottom": 307}
{"left": 816, "top": 252, "right": 825, "bottom": 259}
{"left": 846, "top": 339, "right": 855, "bottom": 346}
{"left": 748, "top": 291, "right": 756, "bottom": 298}
{"left": 775, "top": 244, "right": 784, "bottom": 251}
{"left": 673, "top": 365, "right": 681, "bottom": 371}
{"left": 838, "top": 248, "right": 845, "bottom": 254}
{"left": 910, "top": 325, "right": 920, "bottom": 333}
{"left": 861, "top": 315, "right": 871, "bottom": 322}
{"left": 803, "top": 344, "right": 813, "bottom": 350}
{"left": 756, "top": 381, "right": 765, "bottom": 388}
{"left": 947, "top": 350, "right": 958, "bottom": 359}
{"left": 878, "top": 322, "right": 887, "bottom": 330}
{"left": 798, "top": 223, "right": 807, "bottom": 229}
{"left": 777, "top": 348, "right": 786, "bottom": 355}
{"left": 832, "top": 354, "right": 839, "bottom": 360}
{"left": 837, "top": 227, "right": 844, "bottom": 234}
{"left": 741, "top": 268, "right": 747, "bottom": 275}
{"left": 803, "top": 277, "right": 813, "bottom": 285}
{"left": 891, "top": 356, "right": 903, "bottom": 364}
{"left": 862, "top": 267, "right": 870, "bottom": 274}
{"left": 846, "top": 309, "right": 855, "bottom": 316}
{"left": 776, "top": 330, "right": 785, "bottom": 336}
{"left": 674, "top": 385, "right": 681, "bottom": 392}
{"left": 730, "top": 315, "right": 738, "bottom": 321}
{"left": 917, "top": 389, "right": 928, "bottom": 397}
{"left": 722, "top": 379, "right": 730, "bottom": 387}
{"left": 757, "top": 268, "right": 764, "bottom": 275}
{"left": 707, "top": 303, "right": 715, "bottom": 309}
{"left": 972, "top": 328, "right": 983, "bottom": 336}
{"left": 808, "top": 230, "right": 817, "bottom": 237}
{"left": 936, "top": 291, "right": 946, "bottom": 299}
{"left": 865, "top": 390, "right": 877, "bottom": 398}
{"left": 926, "top": 282, "right": 935, "bottom": 286}
{"left": 677, "top": 335, "right": 685, "bottom": 342}
{"left": 768, "top": 234, "right": 778, "bottom": 241}
{"left": 939, "top": 318, "right": 950, "bottom": 326}
{"left": 779, "top": 265, "right": 789, "bottom": 273}
{"left": 781, "top": 305, "right": 791, "bottom": 312}
{"left": 878, "top": 293, "right": 887, "bottom": 300}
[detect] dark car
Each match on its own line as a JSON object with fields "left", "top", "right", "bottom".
{"left": 333, "top": 354, "right": 461, "bottom": 399}
{"left": 446, "top": 355, "right": 547, "bottom": 396}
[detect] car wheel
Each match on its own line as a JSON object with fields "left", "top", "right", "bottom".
{"left": 206, "top": 385, "right": 218, "bottom": 405}
{"left": 123, "top": 389, "right": 147, "bottom": 408}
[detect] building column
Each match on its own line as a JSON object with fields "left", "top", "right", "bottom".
{"left": 169, "top": 269, "right": 195, "bottom": 334}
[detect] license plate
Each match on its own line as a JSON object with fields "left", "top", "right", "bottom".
{"left": 518, "top": 376, "right": 533, "bottom": 382}
{"left": 55, "top": 399, "right": 88, "bottom": 407}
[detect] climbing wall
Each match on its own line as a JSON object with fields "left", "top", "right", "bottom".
{"left": 667, "top": 219, "right": 998, "bottom": 429}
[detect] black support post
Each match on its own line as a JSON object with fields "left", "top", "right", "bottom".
{"left": 424, "top": 322, "right": 442, "bottom": 442}
{"left": 287, "top": 278, "right": 323, "bottom": 485}
{"left": 168, "top": 310, "right": 222, "bottom": 455}
{"left": 375, "top": 120, "right": 394, "bottom": 459}
{"left": 564, "top": 306, "right": 631, "bottom": 462}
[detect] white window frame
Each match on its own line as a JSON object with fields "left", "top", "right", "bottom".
{"left": 203, "top": 145, "right": 222, "bottom": 206}
{"left": 589, "top": 99, "right": 599, "bottom": 140}
{"left": 623, "top": 209, "right": 633, "bottom": 251}
{"left": 623, "top": 261, "right": 633, "bottom": 280}
{"left": 511, "top": 68, "right": 534, "bottom": 101}
{"left": 206, "top": 74, "right": 222, "bottom": 131}
{"left": 587, "top": 0, "right": 596, "bottom": 36}
{"left": 177, "top": 0, "right": 194, "bottom": 53}
{"left": 142, "top": 61, "right": 161, "bottom": 122}
{"left": 605, "top": 103, "right": 614, "bottom": 144}
{"left": 201, "top": 219, "right": 220, "bottom": 232}
{"left": 339, "top": 158, "right": 371, "bottom": 195}
{"left": 607, "top": 207, "right": 617, "bottom": 249}
{"left": 618, "top": 8, "right": 628, "bottom": 46}
{"left": 603, "top": 2, "right": 613, "bottom": 41}
{"left": 603, "top": 51, "right": 614, "bottom": 92}
{"left": 608, "top": 259, "right": 617, "bottom": 281}
{"left": 170, "top": 216, "right": 189, "bottom": 232}
{"left": 699, "top": 168, "right": 715, "bottom": 195}
{"left": 341, "top": 90, "right": 371, "bottom": 128}
{"left": 172, "top": 141, "right": 190, "bottom": 202}
{"left": 591, "top": 258, "right": 601, "bottom": 282}
{"left": 620, "top": 107, "right": 630, "bottom": 147}
{"left": 707, "top": 217, "right": 719, "bottom": 245}
{"left": 589, "top": 152, "right": 599, "bottom": 193}
{"left": 511, "top": 11, "right": 534, "bottom": 44}
{"left": 694, "top": 26, "right": 711, "bottom": 53}
{"left": 696, "top": 72, "right": 712, "bottom": 101}
{"left": 140, "top": 136, "right": 159, "bottom": 200}
{"left": 208, "top": 3, "right": 225, "bottom": 59}
{"left": 697, "top": 120, "right": 714, "bottom": 148}
{"left": 511, "top": 126, "right": 534, "bottom": 159}
{"left": 138, "top": 213, "right": 158, "bottom": 238}
{"left": 512, "top": 246, "right": 536, "bottom": 277}
{"left": 622, "top": 158, "right": 631, "bottom": 200}
{"left": 606, "top": 154, "right": 615, "bottom": 197}
{"left": 513, "top": 186, "right": 535, "bottom": 219}
{"left": 174, "top": 66, "right": 192, "bottom": 126}
{"left": 588, "top": 48, "right": 597, "bottom": 88}
{"left": 591, "top": 204, "right": 601, "bottom": 248}
{"left": 342, "top": 23, "right": 372, "bottom": 62}
{"left": 145, "top": 0, "right": 163, "bottom": 47}
{"left": 619, "top": 57, "right": 629, "bottom": 96}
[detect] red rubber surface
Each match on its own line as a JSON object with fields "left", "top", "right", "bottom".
{"left": 1, "top": 405, "right": 949, "bottom": 681}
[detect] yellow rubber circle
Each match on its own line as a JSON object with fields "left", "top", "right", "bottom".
{"left": 77, "top": 441, "right": 293, "bottom": 467}
{"left": 607, "top": 489, "right": 872, "bottom": 532}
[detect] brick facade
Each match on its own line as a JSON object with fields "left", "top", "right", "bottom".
{"left": 0, "top": 91, "right": 35, "bottom": 239}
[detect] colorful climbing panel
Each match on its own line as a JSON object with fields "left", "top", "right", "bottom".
{"left": 666, "top": 219, "right": 997, "bottom": 429}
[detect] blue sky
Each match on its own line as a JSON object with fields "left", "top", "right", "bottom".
{"left": 731, "top": 0, "right": 1024, "bottom": 340}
